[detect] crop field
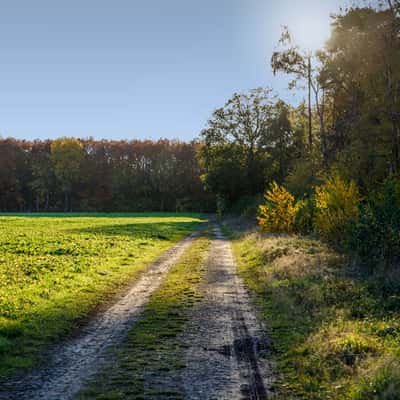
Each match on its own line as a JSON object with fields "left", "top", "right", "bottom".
{"left": 0, "top": 213, "right": 204, "bottom": 376}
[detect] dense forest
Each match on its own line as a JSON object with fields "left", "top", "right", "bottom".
{"left": 0, "top": 138, "right": 211, "bottom": 212}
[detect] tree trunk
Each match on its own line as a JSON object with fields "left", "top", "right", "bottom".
{"left": 45, "top": 192, "right": 49, "bottom": 211}
{"left": 315, "top": 88, "right": 327, "bottom": 166}
{"left": 64, "top": 191, "right": 69, "bottom": 212}
{"left": 247, "top": 145, "right": 255, "bottom": 195}
{"left": 386, "top": 61, "right": 400, "bottom": 175}
{"left": 307, "top": 57, "right": 313, "bottom": 155}
{"left": 390, "top": 120, "right": 400, "bottom": 175}
{"left": 279, "top": 133, "right": 284, "bottom": 180}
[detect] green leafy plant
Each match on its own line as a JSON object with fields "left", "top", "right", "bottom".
{"left": 314, "top": 175, "right": 361, "bottom": 244}
{"left": 349, "top": 179, "right": 400, "bottom": 265}
{"left": 258, "top": 182, "right": 300, "bottom": 234}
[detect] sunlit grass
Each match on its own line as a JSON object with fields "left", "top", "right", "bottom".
{"left": 224, "top": 224, "right": 400, "bottom": 399}
{"left": 0, "top": 213, "right": 205, "bottom": 376}
{"left": 77, "top": 228, "right": 211, "bottom": 399}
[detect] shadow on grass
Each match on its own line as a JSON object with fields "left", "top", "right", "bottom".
{"left": 0, "top": 212, "right": 207, "bottom": 218}
{"left": 69, "top": 220, "right": 207, "bottom": 240}
{"left": 0, "top": 215, "right": 208, "bottom": 378}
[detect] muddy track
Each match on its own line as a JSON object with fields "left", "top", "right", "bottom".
{"left": 179, "top": 226, "right": 275, "bottom": 399}
{"left": 0, "top": 231, "right": 200, "bottom": 400}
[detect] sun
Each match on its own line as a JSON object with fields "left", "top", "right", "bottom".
{"left": 288, "top": 12, "right": 332, "bottom": 51}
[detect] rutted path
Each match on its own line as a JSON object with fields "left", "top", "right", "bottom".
{"left": 179, "top": 226, "right": 274, "bottom": 399}
{"left": 0, "top": 231, "right": 199, "bottom": 400}
{"left": 143, "top": 226, "right": 275, "bottom": 399}
{"left": 1, "top": 225, "right": 274, "bottom": 400}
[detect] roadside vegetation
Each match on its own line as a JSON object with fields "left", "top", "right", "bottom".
{"left": 212, "top": 5, "right": 400, "bottom": 396}
{"left": 0, "top": 213, "right": 204, "bottom": 376}
{"left": 224, "top": 222, "right": 400, "bottom": 399}
{"left": 0, "top": 1, "right": 399, "bottom": 398}
{"left": 77, "top": 228, "right": 211, "bottom": 400}
{"left": 257, "top": 176, "right": 400, "bottom": 265}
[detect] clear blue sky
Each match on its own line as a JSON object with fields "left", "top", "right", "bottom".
{"left": 0, "top": 0, "right": 347, "bottom": 141}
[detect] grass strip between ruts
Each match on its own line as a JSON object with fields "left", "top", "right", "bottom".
{"left": 77, "top": 228, "right": 211, "bottom": 400}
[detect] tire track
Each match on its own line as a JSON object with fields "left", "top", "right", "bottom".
{"left": 180, "top": 226, "right": 275, "bottom": 399}
{"left": 0, "top": 231, "right": 200, "bottom": 400}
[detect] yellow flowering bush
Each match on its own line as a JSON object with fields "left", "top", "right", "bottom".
{"left": 314, "top": 175, "right": 361, "bottom": 243}
{"left": 258, "top": 182, "right": 299, "bottom": 234}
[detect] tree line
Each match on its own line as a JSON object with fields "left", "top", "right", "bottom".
{"left": 1, "top": 2, "right": 399, "bottom": 219}
{"left": 0, "top": 138, "right": 212, "bottom": 212}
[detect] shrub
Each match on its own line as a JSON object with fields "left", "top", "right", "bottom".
{"left": 216, "top": 194, "right": 227, "bottom": 219}
{"left": 0, "top": 336, "right": 12, "bottom": 355}
{"left": 314, "top": 175, "right": 361, "bottom": 244}
{"left": 231, "top": 194, "right": 264, "bottom": 218}
{"left": 349, "top": 179, "right": 400, "bottom": 265}
{"left": 258, "top": 182, "right": 299, "bottom": 234}
{"left": 295, "top": 196, "right": 315, "bottom": 234}
{"left": 285, "top": 159, "right": 319, "bottom": 198}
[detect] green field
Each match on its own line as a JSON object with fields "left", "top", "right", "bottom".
{"left": 0, "top": 213, "right": 205, "bottom": 376}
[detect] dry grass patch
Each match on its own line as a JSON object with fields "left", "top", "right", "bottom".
{"left": 224, "top": 223, "right": 400, "bottom": 399}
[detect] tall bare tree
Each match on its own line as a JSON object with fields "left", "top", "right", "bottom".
{"left": 271, "top": 27, "right": 327, "bottom": 163}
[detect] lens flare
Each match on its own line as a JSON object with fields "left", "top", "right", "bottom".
{"left": 289, "top": 14, "right": 331, "bottom": 51}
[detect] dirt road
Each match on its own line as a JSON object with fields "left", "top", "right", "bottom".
{"left": 1, "top": 226, "right": 274, "bottom": 399}
{"left": 0, "top": 232, "right": 199, "bottom": 400}
{"left": 138, "top": 226, "right": 275, "bottom": 399}
{"left": 179, "top": 226, "right": 274, "bottom": 399}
